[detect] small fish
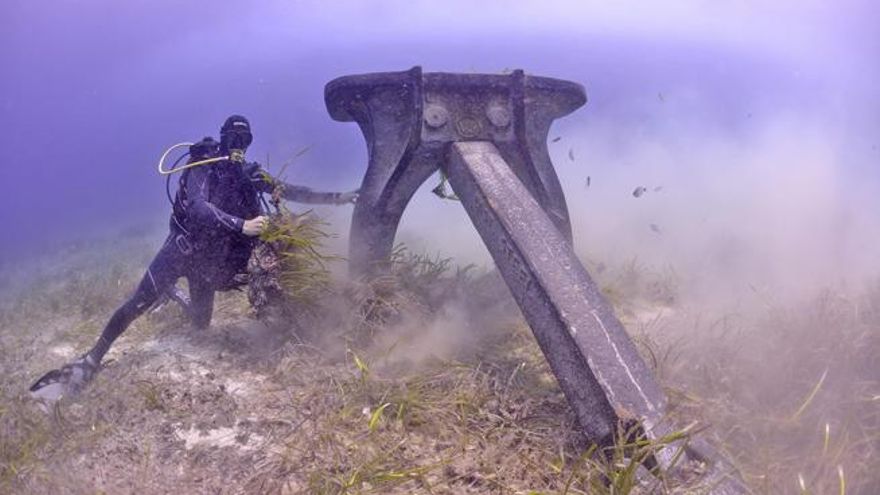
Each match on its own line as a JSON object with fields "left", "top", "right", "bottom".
{"left": 653, "top": 186, "right": 663, "bottom": 192}
{"left": 585, "top": 176, "right": 591, "bottom": 189}
{"left": 649, "top": 223, "right": 662, "bottom": 234}
{"left": 568, "top": 148, "right": 575, "bottom": 161}
{"left": 552, "top": 136, "right": 562, "bottom": 143}
{"left": 657, "top": 92, "right": 665, "bottom": 102}
{"left": 632, "top": 186, "right": 647, "bottom": 198}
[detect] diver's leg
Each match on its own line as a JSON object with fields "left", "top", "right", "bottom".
{"left": 86, "top": 242, "right": 185, "bottom": 364}
{"left": 187, "top": 276, "right": 215, "bottom": 330}
{"left": 30, "top": 240, "right": 186, "bottom": 396}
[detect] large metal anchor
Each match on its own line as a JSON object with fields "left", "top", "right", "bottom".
{"left": 325, "top": 66, "right": 748, "bottom": 493}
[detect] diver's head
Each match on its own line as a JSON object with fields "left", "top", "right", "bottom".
{"left": 220, "top": 115, "right": 252, "bottom": 162}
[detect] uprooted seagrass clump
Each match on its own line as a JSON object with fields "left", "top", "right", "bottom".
{"left": 249, "top": 208, "right": 336, "bottom": 326}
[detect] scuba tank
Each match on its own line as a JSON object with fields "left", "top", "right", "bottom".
{"left": 164, "top": 137, "right": 221, "bottom": 206}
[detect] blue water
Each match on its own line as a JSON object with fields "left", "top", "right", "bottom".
{"left": 2, "top": 1, "right": 878, "bottom": 280}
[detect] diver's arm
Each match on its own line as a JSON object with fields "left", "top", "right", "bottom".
{"left": 184, "top": 165, "right": 247, "bottom": 233}
{"left": 281, "top": 184, "right": 357, "bottom": 204}
{"left": 246, "top": 162, "right": 358, "bottom": 205}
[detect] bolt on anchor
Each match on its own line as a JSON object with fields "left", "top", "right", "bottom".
{"left": 325, "top": 66, "right": 750, "bottom": 493}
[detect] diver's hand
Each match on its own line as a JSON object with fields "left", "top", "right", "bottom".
{"left": 335, "top": 190, "right": 360, "bottom": 205}
{"left": 242, "top": 216, "right": 268, "bottom": 236}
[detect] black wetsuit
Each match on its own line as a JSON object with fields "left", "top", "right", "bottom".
{"left": 86, "top": 159, "right": 341, "bottom": 364}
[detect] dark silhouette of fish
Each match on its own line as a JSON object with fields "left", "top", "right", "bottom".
{"left": 649, "top": 223, "right": 662, "bottom": 234}
{"left": 568, "top": 148, "right": 575, "bottom": 161}
{"left": 632, "top": 186, "right": 647, "bottom": 198}
{"left": 552, "top": 136, "right": 562, "bottom": 143}
{"left": 585, "top": 176, "right": 591, "bottom": 188}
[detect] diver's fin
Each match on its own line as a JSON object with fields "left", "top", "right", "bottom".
{"left": 29, "top": 355, "right": 99, "bottom": 402}
{"left": 167, "top": 284, "right": 191, "bottom": 310}
{"left": 150, "top": 284, "right": 191, "bottom": 314}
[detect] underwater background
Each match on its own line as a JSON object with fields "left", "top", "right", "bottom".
{"left": 2, "top": 1, "right": 879, "bottom": 493}
{"left": 3, "top": 0, "right": 878, "bottom": 291}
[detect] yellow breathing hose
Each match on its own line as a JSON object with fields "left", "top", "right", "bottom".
{"left": 157, "top": 142, "right": 234, "bottom": 175}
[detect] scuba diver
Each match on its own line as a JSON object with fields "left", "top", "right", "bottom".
{"left": 30, "top": 115, "right": 358, "bottom": 399}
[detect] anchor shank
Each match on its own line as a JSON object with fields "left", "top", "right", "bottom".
{"left": 445, "top": 141, "right": 668, "bottom": 439}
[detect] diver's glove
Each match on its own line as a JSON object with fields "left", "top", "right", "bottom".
{"left": 29, "top": 353, "right": 100, "bottom": 402}
{"left": 335, "top": 190, "right": 360, "bottom": 205}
